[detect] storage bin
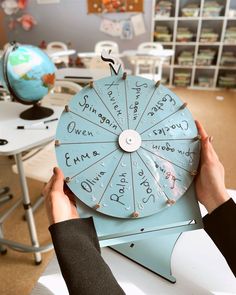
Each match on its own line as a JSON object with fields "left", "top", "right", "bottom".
{"left": 202, "top": 1, "right": 223, "bottom": 17}
{"left": 181, "top": 3, "right": 199, "bottom": 17}
{"left": 177, "top": 51, "right": 194, "bottom": 66}
{"left": 155, "top": 0, "right": 172, "bottom": 17}
{"left": 176, "top": 27, "right": 194, "bottom": 42}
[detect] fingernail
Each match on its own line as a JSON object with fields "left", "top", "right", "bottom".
{"left": 53, "top": 167, "right": 57, "bottom": 174}
{"left": 209, "top": 136, "right": 213, "bottom": 143}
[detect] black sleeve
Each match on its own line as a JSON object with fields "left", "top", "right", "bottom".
{"left": 49, "top": 217, "right": 125, "bottom": 295}
{"left": 203, "top": 198, "right": 236, "bottom": 276}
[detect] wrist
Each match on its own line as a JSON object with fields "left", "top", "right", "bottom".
{"left": 205, "top": 191, "right": 230, "bottom": 214}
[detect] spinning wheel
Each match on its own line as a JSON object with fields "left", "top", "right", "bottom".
{"left": 55, "top": 52, "right": 202, "bottom": 282}
{"left": 55, "top": 77, "right": 200, "bottom": 219}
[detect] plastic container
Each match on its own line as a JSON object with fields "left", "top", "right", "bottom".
{"left": 198, "top": 77, "right": 213, "bottom": 87}
{"left": 176, "top": 28, "right": 194, "bottom": 42}
{"left": 155, "top": 1, "right": 172, "bottom": 17}
{"left": 177, "top": 51, "right": 194, "bottom": 66}
{"left": 202, "top": 1, "right": 223, "bottom": 17}
{"left": 181, "top": 4, "right": 199, "bottom": 17}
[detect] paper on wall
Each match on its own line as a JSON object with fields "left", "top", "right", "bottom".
{"left": 131, "top": 14, "right": 146, "bottom": 36}
{"left": 120, "top": 20, "right": 133, "bottom": 39}
{"left": 100, "top": 18, "right": 122, "bottom": 36}
{"left": 100, "top": 18, "right": 113, "bottom": 35}
{"left": 112, "top": 21, "right": 122, "bottom": 37}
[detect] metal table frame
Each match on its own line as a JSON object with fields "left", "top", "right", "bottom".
{"left": 0, "top": 102, "right": 63, "bottom": 263}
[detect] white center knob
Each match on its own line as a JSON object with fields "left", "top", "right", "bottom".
{"left": 126, "top": 138, "right": 132, "bottom": 144}
{"left": 118, "top": 129, "right": 141, "bottom": 152}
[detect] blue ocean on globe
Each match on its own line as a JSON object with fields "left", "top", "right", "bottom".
{"left": 0, "top": 45, "right": 55, "bottom": 103}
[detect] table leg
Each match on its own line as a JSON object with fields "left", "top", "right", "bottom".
{"left": 15, "top": 153, "right": 42, "bottom": 264}
{"left": 0, "top": 225, "right": 7, "bottom": 254}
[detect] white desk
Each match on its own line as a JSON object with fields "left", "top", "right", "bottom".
{"left": 44, "top": 49, "right": 76, "bottom": 59}
{"left": 122, "top": 49, "right": 174, "bottom": 80}
{"left": 77, "top": 50, "right": 174, "bottom": 59}
{"left": 122, "top": 49, "right": 174, "bottom": 59}
{"left": 0, "top": 101, "right": 63, "bottom": 263}
{"left": 32, "top": 191, "right": 236, "bottom": 294}
{"left": 77, "top": 51, "right": 122, "bottom": 58}
{"left": 77, "top": 49, "right": 174, "bottom": 79}
{"left": 0, "top": 49, "right": 76, "bottom": 61}
{"left": 77, "top": 51, "right": 103, "bottom": 58}
{"left": 55, "top": 67, "right": 111, "bottom": 83}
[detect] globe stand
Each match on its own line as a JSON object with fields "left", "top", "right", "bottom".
{"left": 20, "top": 103, "right": 54, "bottom": 120}
{"left": 1, "top": 42, "right": 56, "bottom": 121}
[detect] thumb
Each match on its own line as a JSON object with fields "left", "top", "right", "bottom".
{"left": 201, "top": 136, "right": 219, "bottom": 165}
{"left": 195, "top": 120, "right": 208, "bottom": 140}
{"left": 200, "top": 136, "right": 210, "bottom": 164}
{"left": 52, "top": 167, "right": 64, "bottom": 192}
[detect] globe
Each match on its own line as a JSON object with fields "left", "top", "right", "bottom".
{"left": 0, "top": 42, "right": 56, "bottom": 120}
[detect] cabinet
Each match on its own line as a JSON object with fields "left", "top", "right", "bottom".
{"left": 152, "top": 0, "right": 236, "bottom": 89}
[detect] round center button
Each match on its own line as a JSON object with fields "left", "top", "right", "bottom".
{"left": 118, "top": 129, "right": 142, "bottom": 152}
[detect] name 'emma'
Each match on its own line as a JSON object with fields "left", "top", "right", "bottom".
{"left": 65, "top": 150, "right": 100, "bottom": 167}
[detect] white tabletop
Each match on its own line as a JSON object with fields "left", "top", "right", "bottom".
{"left": 78, "top": 51, "right": 122, "bottom": 58}
{"left": 0, "top": 49, "right": 76, "bottom": 60}
{"left": 0, "top": 101, "right": 63, "bottom": 156}
{"left": 122, "top": 49, "right": 174, "bottom": 58}
{"left": 55, "top": 67, "right": 111, "bottom": 83}
{"left": 32, "top": 191, "right": 236, "bottom": 295}
{"left": 77, "top": 50, "right": 174, "bottom": 59}
{"left": 45, "top": 49, "right": 76, "bottom": 58}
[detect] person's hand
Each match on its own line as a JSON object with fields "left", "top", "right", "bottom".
{"left": 43, "top": 167, "right": 79, "bottom": 225}
{"left": 195, "top": 120, "right": 230, "bottom": 214}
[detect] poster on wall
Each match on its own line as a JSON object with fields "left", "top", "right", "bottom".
{"left": 87, "top": 0, "right": 144, "bottom": 14}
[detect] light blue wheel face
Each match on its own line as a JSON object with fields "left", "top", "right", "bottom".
{"left": 55, "top": 76, "right": 200, "bottom": 219}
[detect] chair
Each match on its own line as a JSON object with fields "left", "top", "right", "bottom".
{"left": 88, "top": 55, "right": 124, "bottom": 75}
{"left": 41, "top": 80, "right": 82, "bottom": 107}
{"left": 0, "top": 186, "right": 13, "bottom": 254}
{"left": 0, "top": 187, "right": 13, "bottom": 206}
{"left": 138, "top": 42, "right": 163, "bottom": 52}
{"left": 94, "top": 40, "right": 119, "bottom": 54}
{"left": 0, "top": 84, "right": 11, "bottom": 101}
{"left": 131, "top": 42, "right": 164, "bottom": 81}
{"left": 89, "top": 40, "right": 123, "bottom": 74}
{"left": 12, "top": 81, "right": 82, "bottom": 215}
{"left": 12, "top": 141, "right": 57, "bottom": 185}
{"left": 47, "top": 41, "right": 69, "bottom": 67}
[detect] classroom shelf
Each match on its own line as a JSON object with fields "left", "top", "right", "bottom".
{"left": 152, "top": 0, "right": 236, "bottom": 89}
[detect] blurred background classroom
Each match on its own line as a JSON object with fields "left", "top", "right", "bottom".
{"left": 0, "top": 0, "right": 236, "bottom": 294}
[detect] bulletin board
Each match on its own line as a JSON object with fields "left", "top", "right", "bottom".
{"left": 0, "top": 10, "right": 7, "bottom": 46}
{"left": 87, "top": 0, "right": 144, "bottom": 14}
